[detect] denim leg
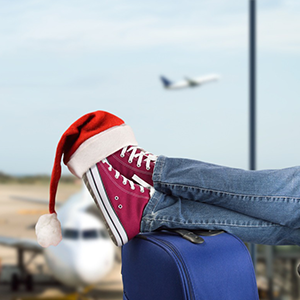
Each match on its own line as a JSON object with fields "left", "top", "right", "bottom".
{"left": 140, "top": 190, "right": 300, "bottom": 246}
{"left": 152, "top": 156, "right": 300, "bottom": 230}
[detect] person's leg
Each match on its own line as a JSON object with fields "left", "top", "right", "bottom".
{"left": 152, "top": 156, "right": 300, "bottom": 230}
{"left": 140, "top": 190, "right": 300, "bottom": 246}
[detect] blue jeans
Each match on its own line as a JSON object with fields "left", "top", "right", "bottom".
{"left": 141, "top": 156, "right": 300, "bottom": 245}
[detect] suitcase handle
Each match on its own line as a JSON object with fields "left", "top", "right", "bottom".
{"left": 171, "top": 229, "right": 205, "bottom": 244}
{"left": 163, "top": 229, "right": 225, "bottom": 244}
{"left": 193, "top": 229, "right": 225, "bottom": 236}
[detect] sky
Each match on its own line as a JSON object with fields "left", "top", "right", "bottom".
{"left": 1, "top": 0, "right": 300, "bottom": 176}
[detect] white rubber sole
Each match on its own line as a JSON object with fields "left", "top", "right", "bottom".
{"left": 83, "top": 165, "right": 128, "bottom": 247}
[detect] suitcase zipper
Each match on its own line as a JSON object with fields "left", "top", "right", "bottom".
{"left": 140, "top": 235, "right": 195, "bottom": 300}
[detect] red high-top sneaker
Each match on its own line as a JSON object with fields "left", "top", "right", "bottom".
{"left": 83, "top": 159, "right": 151, "bottom": 247}
{"left": 106, "top": 146, "right": 157, "bottom": 187}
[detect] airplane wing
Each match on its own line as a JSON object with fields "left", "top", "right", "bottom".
{"left": 0, "top": 236, "right": 43, "bottom": 253}
{"left": 11, "top": 196, "right": 63, "bottom": 206}
{"left": 185, "top": 77, "right": 199, "bottom": 86}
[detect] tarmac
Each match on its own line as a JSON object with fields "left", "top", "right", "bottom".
{"left": 0, "top": 183, "right": 123, "bottom": 300}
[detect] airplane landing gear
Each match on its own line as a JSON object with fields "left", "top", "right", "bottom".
{"left": 25, "top": 274, "right": 33, "bottom": 291}
{"left": 11, "top": 273, "right": 20, "bottom": 291}
{"left": 9, "top": 248, "right": 36, "bottom": 292}
{"left": 10, "top": 272, "right": 33, "bottom": 292}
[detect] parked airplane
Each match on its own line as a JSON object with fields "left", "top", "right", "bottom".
{"left": 0, "top": 185, "right": 116, "bottom": 293}
{"left": 160, "top": 74, "right": 220, "bottom": 90}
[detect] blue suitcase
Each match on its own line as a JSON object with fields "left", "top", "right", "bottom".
{"left": 122, "top": 230, "right": 259, "bottom": 300}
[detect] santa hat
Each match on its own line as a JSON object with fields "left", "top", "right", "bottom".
{"left": 35, "top": 110, "right": 138, "bottom": 247}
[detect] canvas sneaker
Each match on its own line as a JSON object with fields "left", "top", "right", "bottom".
{"left": 106, "top": 146, "right": 157, "bottom": 187}
{"left": 83, "top": 159, "right": 151, "bottom": 247}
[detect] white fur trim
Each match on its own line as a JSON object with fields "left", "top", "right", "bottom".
{"left": 35, "top": 213, "right": 62, "bottom": 248}
{"left": 67, "top": 124, "right": 138, "bottom": 178}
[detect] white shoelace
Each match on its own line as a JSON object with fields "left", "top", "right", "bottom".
{"left": 104, "top": 160, "right": 145, "bottom": 193}
{"left": 132, "top": 174, "right": 155, "bottom": 197}
{"left": 120, "top": 146, "right": 157, "bottom": 170}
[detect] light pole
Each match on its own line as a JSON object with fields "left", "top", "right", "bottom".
{"left": 249, "top": 0, "right": 257, "bottom": 267}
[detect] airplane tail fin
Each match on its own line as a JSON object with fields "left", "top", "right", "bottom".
{"left": 160, "top": 76, "right": 172, "bottom": 88}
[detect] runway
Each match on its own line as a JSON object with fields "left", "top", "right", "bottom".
{"left": 0, "top": 183, "right": 123, "bottom": 300}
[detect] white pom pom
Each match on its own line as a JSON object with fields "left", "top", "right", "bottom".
{"left": 35, "top": 213, "right": 62, "bottom": 247}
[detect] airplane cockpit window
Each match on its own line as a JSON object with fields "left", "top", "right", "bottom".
{"left": 99, "top": 229, "right": 109, "bottom": 239}
{"left": 63, "top": 228, "right": 109, "bottom": 240}
{"left": 82, "top": 229, "right": 98, "bottom": 239}
{"left": 64, "top": 229, "right": 79, "bottom": 239}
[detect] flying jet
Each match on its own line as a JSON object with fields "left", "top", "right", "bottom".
{"left": 0, "top": 185, "right": 116, "bottom": 293}
{"left": 160, "top": 74, "right": 220, "bottom": 90}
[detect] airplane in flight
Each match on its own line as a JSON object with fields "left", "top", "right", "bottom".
{"left": 0, "top": 185, "right": 116, "bottom": 295}
{"left": 160, "top": 74, "right": 220, "bottom": 90}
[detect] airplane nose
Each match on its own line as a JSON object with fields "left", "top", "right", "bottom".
{"left": 74, "top": 243, "right": 114, "bottom": 284}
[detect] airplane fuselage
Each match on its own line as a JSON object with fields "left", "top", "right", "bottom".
{"left": 44, "top": 237, "right": 114, "bottom": 287}
{"left": 161, "top": 74, "right": 220, "bottom": 90}
{"left": 44, "top": 196, "right": 116, "bottom": 288}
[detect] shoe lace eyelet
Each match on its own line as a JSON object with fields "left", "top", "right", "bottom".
{"left": 131, "top": 186, "right": 135, "bottom": 190}
{"left": 128, "top": 159, "right": 133, "bottom": 164}
{"left": 120, "top": 154, "right": 125, "bottom": 158}
{"left": 137, "top": 164, "right": 141, "bottom": 168}
{"left": 115, "top": 196, "right": 119, "bottom": 200}
{"left": 122, "top": 181, "right": 126, "bottom": 185}
{"left": 146, "top": 166, "right": 150, "bottom": 170}
{"left": 118, "top": 204, "right": 123, "bottom": 209}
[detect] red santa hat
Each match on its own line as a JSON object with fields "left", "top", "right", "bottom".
{"left": 35, "top": 110, "right": 138, "bottom": 247}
